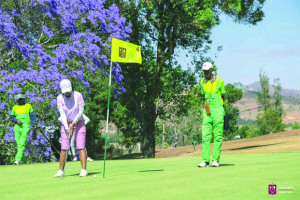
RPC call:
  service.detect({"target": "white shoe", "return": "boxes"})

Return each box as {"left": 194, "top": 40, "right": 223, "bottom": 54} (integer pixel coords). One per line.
{"left": 54, "top": 170, "right": 64, "bottom": 177}
{"left": 73, "top": 157, "right": 78, "bottom": 161}
{"left": 198, "top": 161, "right": 209, "bottom": 167}
{"left": 14, "top": 161, "right": 25, "bottom": 165}
{"left": 79, "top": 169, "right": 88, "bottom": 177}
{"left": 87, "top": 157, "right": 94, "bottom": 162}
{"left": 212, "top": 160, "right": 219, "bottom": 167}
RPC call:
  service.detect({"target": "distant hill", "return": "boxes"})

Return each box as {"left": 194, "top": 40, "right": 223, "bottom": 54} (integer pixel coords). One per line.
{"left": 244, "top": 82, "right": 300, "bottom": 97}
{"left": 241, "top": 89, "right": 300, "bottom": 105}
{"left": 233, "top": 83, "right": 300, "bottom": 123}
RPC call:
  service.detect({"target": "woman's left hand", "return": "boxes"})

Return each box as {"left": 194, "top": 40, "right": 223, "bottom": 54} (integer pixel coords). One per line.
{"left": 69, "top": 123, "right": 74, "bottom": 136}
{"left": 69, "top": 123, "right": 74, "bottom": 130}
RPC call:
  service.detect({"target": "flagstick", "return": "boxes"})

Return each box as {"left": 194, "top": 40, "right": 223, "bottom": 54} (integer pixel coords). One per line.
{"left": 103, "top": 61, "right": 112, "bottom": 178}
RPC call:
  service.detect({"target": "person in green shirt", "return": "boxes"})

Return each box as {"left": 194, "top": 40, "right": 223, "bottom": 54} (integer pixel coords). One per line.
{"left": 198, "top": 62, "right": 226, "bottom": 167}
{"left": 10, "top": 94, "right": 37, "bottom": 164}
{"left": 192, "top": 134, "right": 196, "bottom": 151}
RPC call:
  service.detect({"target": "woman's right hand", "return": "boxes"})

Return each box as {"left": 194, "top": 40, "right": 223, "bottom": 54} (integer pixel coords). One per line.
{"left": 66, "top": 127, "right": 73, "bottom": 138}
{"left": 69, "top": 123, "right": 74, "bottom": 131}
{"left": 17, "top": 120, "right": 22, "bottom": 125}
{"left": 66, "top": 128, "right": 71, "bottom": 138}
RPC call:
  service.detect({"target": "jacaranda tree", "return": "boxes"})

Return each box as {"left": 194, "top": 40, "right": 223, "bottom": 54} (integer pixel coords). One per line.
{"left": 0, "top": 0, "right": 131, "bottom": 164}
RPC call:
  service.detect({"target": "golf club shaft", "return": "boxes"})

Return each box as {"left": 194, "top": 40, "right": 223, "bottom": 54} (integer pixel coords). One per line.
{"left": 228, "top": 106, "right": 263, "bottom": 115}
{"left": 64, "top": 130, "right": 73, "bottom": 171}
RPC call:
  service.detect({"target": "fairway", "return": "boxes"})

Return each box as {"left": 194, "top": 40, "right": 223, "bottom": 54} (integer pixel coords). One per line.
{"left": 1, "top": 153, "right": 299, "bottom": 200}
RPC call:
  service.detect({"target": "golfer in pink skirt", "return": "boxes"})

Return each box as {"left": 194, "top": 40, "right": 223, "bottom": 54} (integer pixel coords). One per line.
{"left": 54, "top": 79, "right": 88, "bottom": 177}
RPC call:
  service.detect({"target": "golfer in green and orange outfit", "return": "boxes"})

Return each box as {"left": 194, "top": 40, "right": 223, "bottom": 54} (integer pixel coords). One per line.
{"left": 10, "top": 94, "right": 37, "bottom": 164}
{"left": 198, "top": 62, "right": 225, "bottom": 167}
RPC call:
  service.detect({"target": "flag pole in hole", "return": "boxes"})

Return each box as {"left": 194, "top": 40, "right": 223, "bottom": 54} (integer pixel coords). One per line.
{"left": 103, "top": 38, "right": 142, "bottom": 178}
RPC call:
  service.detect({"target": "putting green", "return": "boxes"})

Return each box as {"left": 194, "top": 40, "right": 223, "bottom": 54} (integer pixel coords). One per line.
{"left": 1, "top": 152, "right": 299, "bottom": 199}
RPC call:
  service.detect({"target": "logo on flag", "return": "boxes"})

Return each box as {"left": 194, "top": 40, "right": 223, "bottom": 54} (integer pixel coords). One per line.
{"left": 119, "top": 47, "right": 126, "bottom": 58}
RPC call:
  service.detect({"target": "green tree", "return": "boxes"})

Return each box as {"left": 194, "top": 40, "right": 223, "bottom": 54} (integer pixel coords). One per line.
{"left": 223, "top": 83, "right": 243, "bottom": 140}
{"left": 273, "top": 78, "right": 284, "bottom": 118}
{"left": 291, "top": 122, "right": 300, "bottom": 130}
{"left": 234, "top": 125, "right": 250, "bottom": 139}
{"left": 111, "top": 105, "right": 141, "bottom": 153}
{"left": 158, "top": 83, "right": 204, "bottom": 148}
{"left": 257, "top": 72, "right": 284, "bottom": 135}
{"left": 108, "top": 0, "right": 266, "bottom": 158}
{"left": 257, "top": 70, "right": 271, "bottom": 111}
{"left": 256, "top": 70, "right": 271, "bottom": 134}
{"left": 119, "top": 60, "right": 196, "bottom": 158}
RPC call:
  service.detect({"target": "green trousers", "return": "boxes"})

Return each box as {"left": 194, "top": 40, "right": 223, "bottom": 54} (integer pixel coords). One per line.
{"left": 14, "top": 125, "right": 30, "bottom": 162}
{"left": 202, "top": 106, "right": 224, "bottom": 162}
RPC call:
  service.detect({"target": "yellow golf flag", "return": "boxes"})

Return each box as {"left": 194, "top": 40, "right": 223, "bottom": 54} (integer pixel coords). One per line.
{"left": 111, "top": 38, "right": 142, "bottom": 64}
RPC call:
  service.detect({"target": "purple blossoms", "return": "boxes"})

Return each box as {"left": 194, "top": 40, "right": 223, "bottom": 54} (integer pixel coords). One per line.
{"left": 0, "top": 0, "right": 131, "bottom": 163}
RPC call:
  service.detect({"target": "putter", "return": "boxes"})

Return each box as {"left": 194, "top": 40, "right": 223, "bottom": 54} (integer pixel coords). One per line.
{"left": 69, "top": 133, "right": 76, "bottom": 160}
{"left": 64, "top": 129, "right": 72, "bottom": 172}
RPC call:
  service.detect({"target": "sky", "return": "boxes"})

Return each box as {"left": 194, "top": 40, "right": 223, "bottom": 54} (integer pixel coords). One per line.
{"left": 179, "top": 0, "right": 300, "bottom": 90}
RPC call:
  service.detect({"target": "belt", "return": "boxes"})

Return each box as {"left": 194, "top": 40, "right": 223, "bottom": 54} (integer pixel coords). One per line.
{"left": 67, "top": 119, "right": 82, "bottom": 125}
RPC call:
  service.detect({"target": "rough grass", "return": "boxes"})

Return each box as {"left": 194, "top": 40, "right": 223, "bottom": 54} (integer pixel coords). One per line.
{"left": 156, "top": 129, "right": 300, "bottom": 158}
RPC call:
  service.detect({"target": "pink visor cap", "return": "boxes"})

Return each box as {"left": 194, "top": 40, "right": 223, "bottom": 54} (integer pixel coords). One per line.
{"left": 60, "top": 79, "right": 72, "bottom": 93}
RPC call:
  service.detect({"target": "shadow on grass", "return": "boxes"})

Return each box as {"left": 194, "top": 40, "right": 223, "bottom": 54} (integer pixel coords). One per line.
{"left": 219, "top": 164, "right": 235, "bottom": 167}
{"left": 66, "top": 171, "right": 101, "bottom": 177}
{"left": 138, "top": 169, "right": 164, "bottom": 172}
{"left": 223, "top": 142, "right": 286, "bottom": 151}
{"left": 110, "top": 151, "right": 159, "bottom": 160}
{"left": 107, "top": 171, "right": 137, "bottom": 178}
{"left": 186, "top": 151, "right": 194, "bottom": 154}
{"left": 111, "top": 153, "right": 144, "bottom": 160}
{"left": 105, "top": 169, "right": 165, "bottom": 178}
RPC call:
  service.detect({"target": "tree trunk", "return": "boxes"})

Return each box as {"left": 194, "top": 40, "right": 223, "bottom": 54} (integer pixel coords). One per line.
{"left": 141, "top": 103, "right": 156, "bottom": 158}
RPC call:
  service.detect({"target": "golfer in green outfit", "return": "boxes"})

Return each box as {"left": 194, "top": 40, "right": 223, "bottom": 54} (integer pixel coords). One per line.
{"left": 198, "top": 62, "right": 225, "bottom": 167}
{"left": 193, "top": 135, "right": 196, "bottom": 151}
{"left": 9, "top": 94, "right": 37, "bottom": 164}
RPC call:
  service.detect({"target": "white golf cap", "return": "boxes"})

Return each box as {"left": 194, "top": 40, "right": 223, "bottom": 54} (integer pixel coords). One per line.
{"left": 202, "top": 62, "right": 213, "bottom": 70}
{"left": 60, "top": 79, "right": 72, "bottom": 93}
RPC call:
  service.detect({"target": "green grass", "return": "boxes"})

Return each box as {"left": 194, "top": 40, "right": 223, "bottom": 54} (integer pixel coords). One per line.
{"left": 1, "top": 153, "right": 299, "bottom": 200}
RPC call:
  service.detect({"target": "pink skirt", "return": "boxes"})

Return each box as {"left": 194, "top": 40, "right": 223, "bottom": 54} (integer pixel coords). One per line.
{"left": 61, "top": 120, "right": 86, "bottom": 150}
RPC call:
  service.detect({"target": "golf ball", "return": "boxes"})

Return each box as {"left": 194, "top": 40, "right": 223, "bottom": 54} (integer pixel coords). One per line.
{"left": 94, "top": 175, "right": 97, "bottom": 178}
